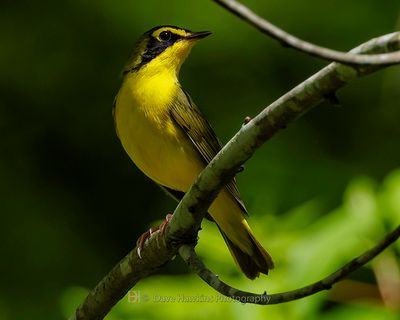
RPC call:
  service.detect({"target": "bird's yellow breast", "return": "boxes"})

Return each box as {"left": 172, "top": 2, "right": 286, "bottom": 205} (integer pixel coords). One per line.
{"left": 114, "top": 70, "right": 204, "bottom": 191}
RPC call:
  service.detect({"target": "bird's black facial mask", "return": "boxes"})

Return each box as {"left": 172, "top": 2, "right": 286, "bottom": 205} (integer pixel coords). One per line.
{"left": 130, "top": 26, "right": 192, "bottom": 71}
{"left": 140, "top": 31, "right": 181, "bottom": 66}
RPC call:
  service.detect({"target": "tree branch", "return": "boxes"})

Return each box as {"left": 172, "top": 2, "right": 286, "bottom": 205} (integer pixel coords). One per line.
{"left": 180, "top": 225, "right": 400, "bottom": 304}
{"left": 69, "top": 32, "right": 400, "bottom": 320}
{"left": 69, "top": 228, "right": 175, "bottom": 320}
{"left": 214, "top": 0, "right": 400, "bottom": 66}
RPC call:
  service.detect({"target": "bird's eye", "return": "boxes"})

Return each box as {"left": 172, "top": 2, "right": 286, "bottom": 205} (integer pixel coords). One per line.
{"left": 159, "top": 31, "right": 172, "bottom": 41}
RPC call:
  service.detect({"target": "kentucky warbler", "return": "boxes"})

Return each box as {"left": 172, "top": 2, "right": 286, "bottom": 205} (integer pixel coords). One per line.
{"left": 113, "top": 25, "right": 274, "bottom": 279}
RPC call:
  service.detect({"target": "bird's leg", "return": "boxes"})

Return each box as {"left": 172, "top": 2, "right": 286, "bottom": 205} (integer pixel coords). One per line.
{"left": 136, "top": 213, "right": 173, "bottom": 258}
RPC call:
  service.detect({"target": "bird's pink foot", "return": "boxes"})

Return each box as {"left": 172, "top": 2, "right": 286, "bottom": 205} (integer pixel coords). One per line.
{"left": 159, "top": 213, "right": 173, "bottom": 236}
{"left": 136, "top": 213, "right": 173, "bottom": 258}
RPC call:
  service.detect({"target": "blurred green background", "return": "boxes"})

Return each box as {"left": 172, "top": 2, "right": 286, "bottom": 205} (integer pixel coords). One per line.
{"left": 1, "top": 0, "right": 399, "bottom": 319}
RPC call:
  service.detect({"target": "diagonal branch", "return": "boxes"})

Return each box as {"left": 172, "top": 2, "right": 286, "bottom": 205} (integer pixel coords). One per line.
{"left": 168, "top": 32, "right": 400, "bottom": 234}
{"left": 214, "top": 0, "right": 400, "bottom": 66}
{"left": 69, "top": 32, "right": 400, "bottom": 320}
{"left": 180, "top": 225, "right": 400, "bottom": 304}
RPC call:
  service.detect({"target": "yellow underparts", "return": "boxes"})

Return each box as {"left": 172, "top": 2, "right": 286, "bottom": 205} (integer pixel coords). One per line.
{"left": 115, "top": 63, "right": 253, "bottom": 255}
{"left": 116, "top": 67, "right": 202, "bottom": 190}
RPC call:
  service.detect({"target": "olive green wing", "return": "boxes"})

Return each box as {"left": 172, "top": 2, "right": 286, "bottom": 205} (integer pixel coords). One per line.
{"left": 170, "top": 88, "right": 247, "bottom": 214}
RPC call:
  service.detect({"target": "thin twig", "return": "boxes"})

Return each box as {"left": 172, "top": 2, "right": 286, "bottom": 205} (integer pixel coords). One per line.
{"left": 214, "top": 0, "right": 400, "bottom": 66}
{"left": 180, "top": 225, "right": 400, "bottom": 304}
{"left": 69, "top": 32, "right": 400, "bottom": 320}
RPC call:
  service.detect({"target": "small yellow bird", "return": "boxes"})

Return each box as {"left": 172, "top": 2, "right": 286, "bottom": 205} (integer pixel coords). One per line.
{"left": 113, "top": 25, "right": 273, "bottom": 279}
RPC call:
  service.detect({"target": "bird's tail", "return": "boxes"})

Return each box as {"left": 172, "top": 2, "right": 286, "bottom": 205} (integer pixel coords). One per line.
{"left": 218, "top": 222, "right": 274, "bottom": 279}
{"left": 210, "top": 190, "right": 274, "bottom": 279}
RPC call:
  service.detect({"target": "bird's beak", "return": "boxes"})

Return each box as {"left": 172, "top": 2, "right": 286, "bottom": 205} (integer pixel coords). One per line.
{"left": 184, "top": 31, "right": 212, "bottom": 40}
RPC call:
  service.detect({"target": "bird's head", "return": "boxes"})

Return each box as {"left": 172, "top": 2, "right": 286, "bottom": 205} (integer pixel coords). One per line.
{"left": 124, "top": 26, "right": 211, "bottom": 76}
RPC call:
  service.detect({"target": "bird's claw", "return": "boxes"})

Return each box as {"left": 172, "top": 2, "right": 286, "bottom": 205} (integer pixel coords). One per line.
{"left": 159, "top": 213, "right": 173, "bottom": 236}
{"left": 136, "top": 213, "right": 173, "bottom": 258}
{"left": 136, "top": 228, "right": 154, "bottom": 258}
